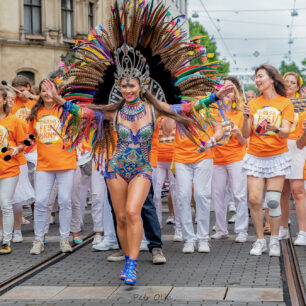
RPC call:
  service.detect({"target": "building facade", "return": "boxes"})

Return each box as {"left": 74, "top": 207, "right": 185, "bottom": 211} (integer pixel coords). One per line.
{"left": 0, "top": 0, "right": 188, "bottom": 85}
{"left": 0, "top": 0, "right": 112, "bottom": 85}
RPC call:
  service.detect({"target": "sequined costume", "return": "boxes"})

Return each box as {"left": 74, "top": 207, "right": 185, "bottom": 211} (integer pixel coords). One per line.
{"left": 106, "top": 105, "right": 156, "bottom": 183}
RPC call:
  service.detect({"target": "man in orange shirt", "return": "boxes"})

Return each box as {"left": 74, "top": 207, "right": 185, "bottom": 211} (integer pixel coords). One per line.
{"left": 174, "top": 106, "right": 223, "bottom": 254}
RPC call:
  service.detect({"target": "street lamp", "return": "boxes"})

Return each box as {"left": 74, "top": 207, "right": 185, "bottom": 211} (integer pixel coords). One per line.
{"left": 192, "top": 12, "right": 199, "bottom": 18}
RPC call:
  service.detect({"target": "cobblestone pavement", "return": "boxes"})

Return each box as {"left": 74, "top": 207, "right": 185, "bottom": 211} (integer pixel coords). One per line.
{"left": 0, "top": 201, "right": 300, "bottom": 305}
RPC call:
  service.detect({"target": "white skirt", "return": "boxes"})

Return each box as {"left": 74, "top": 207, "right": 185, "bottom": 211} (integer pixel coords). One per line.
{"left": 12, "top": 164, "right": 35, "bottom": 205}
{"left": 286, "top": 139, "right": 306, "bottom": 180}
{"left": 243, "top": 151, "right": 291, "bottom": 178}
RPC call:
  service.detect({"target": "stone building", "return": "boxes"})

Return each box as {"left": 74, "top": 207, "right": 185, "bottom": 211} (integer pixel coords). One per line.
{"left": 0, "top": 0, "right": 112, "bottom": 85}
{"left": 0, "top": 0, "right": 188, "bottom": 85}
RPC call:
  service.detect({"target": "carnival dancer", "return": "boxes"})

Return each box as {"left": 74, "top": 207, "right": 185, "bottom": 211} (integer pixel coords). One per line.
{"left": 211, "top": 76, "right": 248, "bottom": 242}
{"left": 42, "top": 0, "right": 232, "bottom": 285}
{"left": 0, "top": 87, "right": 27, "bottom": 254}
{"left": 242, "top": 65, "right": 294, "bottom": 257}
{"left": 279, "top": 73, "right": 306, "bottom": 245}
{"left": 27, "top": 80, "right": 77, "bottom": 255}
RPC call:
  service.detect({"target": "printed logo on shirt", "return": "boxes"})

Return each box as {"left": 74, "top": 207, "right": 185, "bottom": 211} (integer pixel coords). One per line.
{"left": 290, "top": 113, "right": 299, "bottom": 133}
{"left": 35, "top": 115, "right": 61, "bottom": 144}
{"left": 0, "top": 125, "right": 9, "bottom": 149}
{"left": 15, "top": 107, "right": 31, "bottom": 121}
{"left": 253, "top": 106, "right": 281, "bottom": 136}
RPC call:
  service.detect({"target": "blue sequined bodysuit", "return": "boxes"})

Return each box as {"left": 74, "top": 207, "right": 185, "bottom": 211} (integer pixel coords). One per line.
{"left": 105, "top": 104, "right": 156, "bottom": 183}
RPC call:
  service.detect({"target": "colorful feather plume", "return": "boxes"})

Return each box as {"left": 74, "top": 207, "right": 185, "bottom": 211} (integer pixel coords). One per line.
{"left": 59, "top": 0, "right": 221, "bottom": 107}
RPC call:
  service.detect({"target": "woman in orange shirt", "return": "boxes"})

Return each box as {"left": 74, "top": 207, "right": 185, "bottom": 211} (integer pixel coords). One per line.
{"left": 153, "top": 117, "right": 179, "bottom": 230}
{"left": 0, "top": 87, "right": 27, "bottom": 254}
{"left": 27, "top": 80, "right": 77, "bottom": 255}
{"left": 279, "top": 73, "right": 306, "bottom": 245}
{"left": 242, "top": 65, "right": 294, "bottom": 257}
{"left": 211, "top": 77, "right": 248, "bottom": 243}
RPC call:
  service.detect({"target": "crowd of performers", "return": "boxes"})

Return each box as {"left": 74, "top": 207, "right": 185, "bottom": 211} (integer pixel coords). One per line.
{"left": 1, "top": 0, "right": 306, "bottom": 287}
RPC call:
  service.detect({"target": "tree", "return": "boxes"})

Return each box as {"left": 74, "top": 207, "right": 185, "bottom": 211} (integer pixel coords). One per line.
{"left": 279, "top": 60, "right": 306, "bottom": 84}
{"left": 188, "top": 19, "right": 230, "bottom": 76}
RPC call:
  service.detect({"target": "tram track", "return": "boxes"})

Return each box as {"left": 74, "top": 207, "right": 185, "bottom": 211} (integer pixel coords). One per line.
{"left": 280, "top": 227, "right": 306, "bottom": 306}
{"left": 0, "top": 233, "right": 95, "bottom": 296}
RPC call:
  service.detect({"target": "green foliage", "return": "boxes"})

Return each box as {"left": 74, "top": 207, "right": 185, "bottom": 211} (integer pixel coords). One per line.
{"left": 188, "top": 19, "right": 230, "bottom": 75}
{"left": 279, "top": 60, "right": 306, "bottom": 84}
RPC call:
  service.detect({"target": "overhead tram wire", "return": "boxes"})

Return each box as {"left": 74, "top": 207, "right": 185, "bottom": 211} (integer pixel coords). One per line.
{"left": 194, "top": 8, "right": 306, "bottom": 13}
{"left": 199, "top": 0, "right": 237, "bottom": 67}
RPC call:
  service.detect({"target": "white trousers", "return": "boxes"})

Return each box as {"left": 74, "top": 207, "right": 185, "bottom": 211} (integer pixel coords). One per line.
{"left": 0, "top": 175, "right": 19, "bottom": 244}
{"left": 34, "top": 170, "right": 75, "bottom": 241}
{"left": 175, "top": 159, "right": 213, "bottom": 243}
{"left": 79, "top": 162, "right": 106, "bottom": 232}
{"left": 153, "top": 162, "right": 181, "bottom": 230}
{"left": 212, "top": 160, "right": 248, "bottom": 236}
{"left": 70, "top": 167, "right": 82, "bottom": 233}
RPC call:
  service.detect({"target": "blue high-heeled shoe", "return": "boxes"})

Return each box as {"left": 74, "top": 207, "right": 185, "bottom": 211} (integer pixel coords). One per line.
{"left": 124, "top": 258, "right": 138, "bottom": 286}
{"left": 120, "top": 256, "right": 129, "bottom": 280}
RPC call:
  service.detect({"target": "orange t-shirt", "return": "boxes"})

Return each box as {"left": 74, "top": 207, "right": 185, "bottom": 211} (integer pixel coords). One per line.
{"left": 248, "top": 95, "right": 294, "bottom": 157}
{"left": 213, "top": 110, "right": 247, "bottom": 165}
{"left": 303, "top": 161, "right": 306, "bottom": 180}
{"left": 150, "top": 125, "right": 159, "bottom": 168}
{"left": 15, "top": 119, "right": 28, "bottom": 166}
{"left": 174, "top": 104, "right": 221, "bottom": 164}
{"left": 11, "top": 96, "right": 37, "bottom": 153}
{"left": 0, "top": 114, "right": 27, "bottom": 178}
{"left": 289, "top": 111, "right": 306, "bottom": 140}
{"left": 157, "top": 118, "right": 175, "bottom": 163}
{"left": 28, "top": 105, "right": 77, "bottom": 171}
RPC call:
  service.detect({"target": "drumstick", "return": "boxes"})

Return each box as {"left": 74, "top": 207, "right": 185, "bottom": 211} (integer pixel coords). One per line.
{"left": 49, "top": 125, "right": 63, "bottom": 140}
{"left": 1, "top": 80, "right": 22, "bottom": 94}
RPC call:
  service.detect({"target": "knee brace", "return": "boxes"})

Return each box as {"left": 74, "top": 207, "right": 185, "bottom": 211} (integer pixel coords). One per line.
{"left": 266, "top": 190, "right": 281, "bottom": 217}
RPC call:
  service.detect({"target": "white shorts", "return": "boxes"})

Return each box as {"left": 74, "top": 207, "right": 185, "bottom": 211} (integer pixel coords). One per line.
{"left": 286, "top": 139, "right": 306, "bottom": 180}
{"left": 243, "top": 151, "right": 291, "bottom": 178}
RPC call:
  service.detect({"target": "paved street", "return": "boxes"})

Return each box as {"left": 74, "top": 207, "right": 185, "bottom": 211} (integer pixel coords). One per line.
{"left": 0, "top": 201, "right": 304, "bottom": 305}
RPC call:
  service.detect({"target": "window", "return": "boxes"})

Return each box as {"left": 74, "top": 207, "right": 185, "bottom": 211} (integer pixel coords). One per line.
{"left": 24, "top": 0, "right": 41, "bottom": 35}
{"left": 88, "top": 2, "right": 94, "bottom": 29}
{"left": 17, "top": 71, "right": 35, "bottom": 85}
{"left": 62, "top": 0, "right": 73, "bottom": 38}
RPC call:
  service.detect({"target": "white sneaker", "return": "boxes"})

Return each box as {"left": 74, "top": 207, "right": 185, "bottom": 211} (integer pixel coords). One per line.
{"left": 250, "top": 239, "right": 267, "bottom": 256}
{"left": 166, "top": 214, "right": 175, "bottom": 224}
{"left": 183, "top": 242, "right": 195, "bottom": 254}
{"left": 269, "top": 239, "right": 280, "bottom": 257}
{"left": 229, "top": 204, "right": 236, "bottom": 212}
{"left": 235, "top": 233, "right": 247, "bottom": 243}
{"left": 92, "top": 234, "right": 103, "bottom": 245}
{"left": 60, "top": 238, "right": 72, "bottom": 253}
{"left": 228, "top": 214, "right": 236, "bottom": 224}
{"left": 140, "top": 240, "right": 149, "bottom": 251}
{"left": 92, "top": 239, "right": 119, "bottom": 251}
{"left": 294, "top": 231, "right": 306, "bottom": 246}
{"left": 198, "top": 241, "right": 210, "bottom": 253}
{"left": 278, "top": 227, "right": 290, "bottom": 240}
{"left": 49, "top": 215, "right": 55, "bottom": 225}
{"left": 30, "top": 239, "right": 44, "bottom": 255}
{"left": 12, "top": 233, "right": 23, "bottom": 243}
{"left": 173, "top": 229, "right": 183, "bottom": 242}
{"left": 211, "top": 232, "right": 229, "bottom": 240}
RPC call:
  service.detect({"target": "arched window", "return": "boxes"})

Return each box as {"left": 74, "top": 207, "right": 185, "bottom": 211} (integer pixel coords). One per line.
{"left": 18, "top": 71, "right": 35, "bottom": 85}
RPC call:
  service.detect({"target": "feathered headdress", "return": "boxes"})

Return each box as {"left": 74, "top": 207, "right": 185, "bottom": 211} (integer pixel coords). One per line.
{"left": 58, "top": 0, "right": 221, "bottom": 107}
